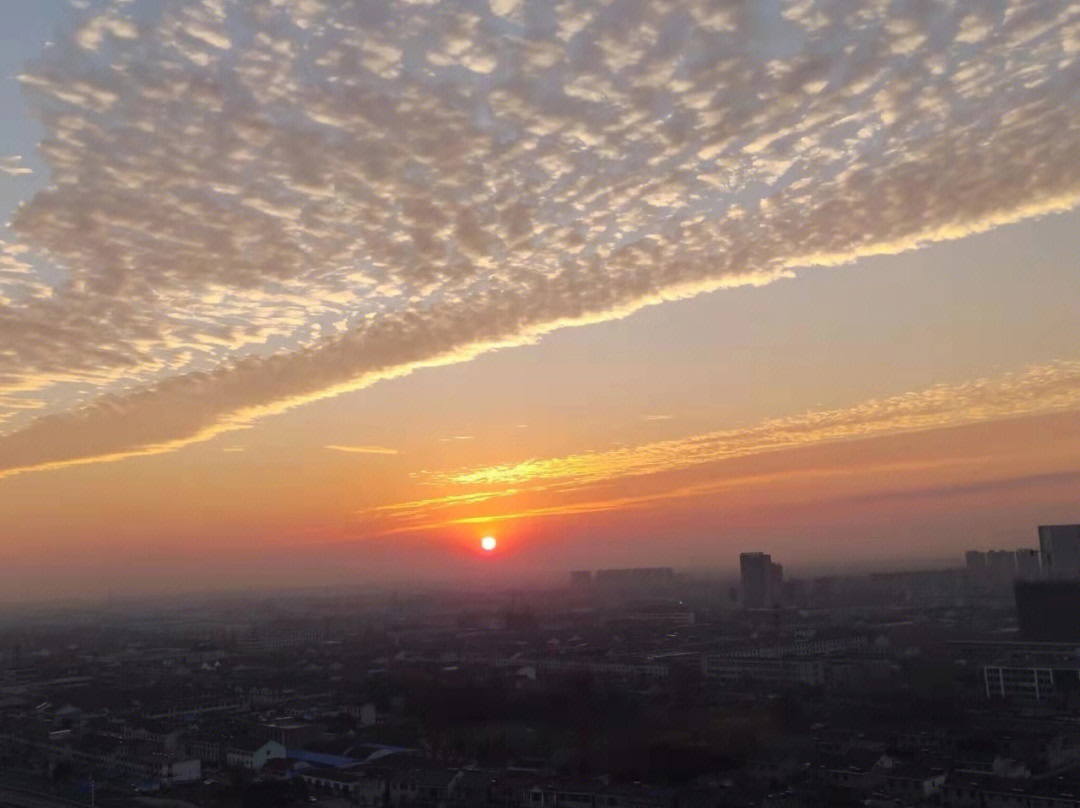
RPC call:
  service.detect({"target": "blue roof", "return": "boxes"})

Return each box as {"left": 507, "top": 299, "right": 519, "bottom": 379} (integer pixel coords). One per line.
{"left": 288, "top": 743, "right": 415, "bottom": 768}
{"left": 353, "top": 742, "right": 414, "bottom": 757}
{"left": 288, "top": 749, "right": 359, "bottom": 769}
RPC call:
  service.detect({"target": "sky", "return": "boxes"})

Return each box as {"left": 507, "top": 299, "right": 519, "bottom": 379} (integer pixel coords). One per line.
{"left": 2, "top": 0, "right": 1080, "bottom": 601}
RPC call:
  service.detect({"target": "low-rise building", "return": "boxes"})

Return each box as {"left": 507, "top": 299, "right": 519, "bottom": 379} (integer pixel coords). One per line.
{"left": 983, "top": 659, "right": 1080, "bottom": 701}
{"left": 226, "top": 740, "right": 286, "bottom": 769}
{"left": 301, "top": 768, "right": 386, "bottom": 805}
{"left": 390, "top": 768, "right": 463, "bottom": 808}
{"left": 706, "top": 656, "right": 825, "bottom": 687}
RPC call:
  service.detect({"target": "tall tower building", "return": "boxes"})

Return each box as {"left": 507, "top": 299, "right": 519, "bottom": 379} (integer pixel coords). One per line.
{"left": 1015, "top": 580, "right": 1080, "bottom": 641}
{"left": 1038, "top": 525, "right": 1080, "bottom": 579}
{"left": 1014, "top": 549, "right": 1041, "bottom": 580}
{"left": 740, "top": 552, "right": 772, "bottom": 609}
{"left": 987, "top": 550, "right": 1017, "bottom": 577}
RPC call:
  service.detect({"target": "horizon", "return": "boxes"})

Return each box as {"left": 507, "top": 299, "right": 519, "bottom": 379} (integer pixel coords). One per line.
{"left": 0, "top": 545, "right": 1022, "bottom": 611}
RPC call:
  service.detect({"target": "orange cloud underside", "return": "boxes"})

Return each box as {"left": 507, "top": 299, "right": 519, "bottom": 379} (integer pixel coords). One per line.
{"left": 348, "top": 410, "right": 1080, "bottom": 558}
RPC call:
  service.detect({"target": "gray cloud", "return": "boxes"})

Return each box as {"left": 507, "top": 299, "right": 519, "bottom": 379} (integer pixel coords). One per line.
{"left": 2, "top": 0, "right": 1080, "bottom": 474}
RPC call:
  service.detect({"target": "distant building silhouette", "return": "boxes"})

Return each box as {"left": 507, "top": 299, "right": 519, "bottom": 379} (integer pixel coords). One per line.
{"left": 769, "top": 562, "right": 784, "bottom": 603}
{"left": 740, "top": 552, "right": 782, "bottom": 609}
{"left": 594, "top": 567, "right": 675, "bottom": 605}
{"left": 987, "top": 550, "right": 1017, "bottom": 577}
{"left": 964, "top": 547, "right": 1040, "bottom": 581}
{"left": 503, "top": 592, "right": 538, "bottom": 632}
{"left": 570, "top": 570, "right": 593, "bottom": 589}
{"left": 965, "top": 550, "right": 987, "bottom": 570}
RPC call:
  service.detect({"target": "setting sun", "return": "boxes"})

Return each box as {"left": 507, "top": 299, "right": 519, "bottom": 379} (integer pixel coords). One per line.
{"left": 480, "top": 536, "right": 497, "bottom": 552}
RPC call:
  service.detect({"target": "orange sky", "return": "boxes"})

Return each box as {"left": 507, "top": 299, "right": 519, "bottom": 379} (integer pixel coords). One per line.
{"left": 3, "top": 1, "right": 1080, "bottom": 601}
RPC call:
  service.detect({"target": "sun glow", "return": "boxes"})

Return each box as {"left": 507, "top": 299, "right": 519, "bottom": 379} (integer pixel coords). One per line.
{"left": 480, "top": 535, "right": 497, "bottom": 552}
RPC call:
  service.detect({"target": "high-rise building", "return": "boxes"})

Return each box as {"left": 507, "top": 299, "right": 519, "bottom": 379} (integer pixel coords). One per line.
{"left": 570, "top": 570, "right": 593, "bottom": 588}
{"left": 987, "top": 550, "right": 1017, "bottom": 577}
{"left": 768, "top": 561, "right": 784, "bottom": 606}
{"left": 594, "top": 567, "right": 675, "bottom": 605}
{"left": 1038, "top": 525, "right": 1080, "bottom": 579}
{"left": 965, "top": 550, "right": 987, "bottom": 570}
{"left": 1015, "top": 580, "right": 1080, "bottom": 641}
{"left": 740, "top": 552, "right": 774, "bottom": 609}
{"left": 1014, "top": 549, "right": 1041, "bottom": 580}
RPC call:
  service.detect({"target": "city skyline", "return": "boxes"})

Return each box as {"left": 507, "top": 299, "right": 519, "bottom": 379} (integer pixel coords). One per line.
{"left": 2, "top": 0, "right": 1080, "bottom": 599}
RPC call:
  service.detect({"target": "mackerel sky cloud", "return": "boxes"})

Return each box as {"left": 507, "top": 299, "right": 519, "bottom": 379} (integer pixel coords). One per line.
{"left": 2, "top": 0, "right": 1080, "bottom": 478}
{"left": 428, "top": 363, "right": 1080, "bottom": 488}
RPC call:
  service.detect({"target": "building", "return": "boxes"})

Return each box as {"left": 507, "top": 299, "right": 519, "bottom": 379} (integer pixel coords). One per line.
{"left": 603, "top": 603, "right": 696, "bottom": 628}
{"left": 226, "top": 740, "right": 286, "bottom": 770}
{"left": 965, "top": 550, "right": 987, "bottom": 570}
{"left": 389, "top": 768, "right": 462, "bottom": 808}
{"left": 302, "top": 769, "right": 386, "bottom": 806}
{"left": 1039, "top": 524, "right": 1080, "bottom": 579}
{"left": 987, "top": 550, "right": 1016, "bottom": 577}
{"left": 769, "top": 562, "right": 784, "bottom": 603}
{"left": 721, "top": 635, "right": 871, "bottom": 659}
{"left": 983, "top": 657, "right": 1080, "bottom": 700}
{"left": 879, "top": 762, "right": 947, "bottom": 803}
{"left": 1014, "top": 580, "right": 1080, "bottom": 642}
{"left": 6, "top": 734, "right": 202, "bottom": 790}
{"left": 740, "top": 552, "right": 782, "bottom": 609}
{"left": 520, "top": 782, "right": 673, "bottom": 808}
{"left": 740, "top": 553, "right": 770, "bottom": 609}
{"left": 706, "top": 655, "right": 825, "bottom": 688}
{"left": 262, "top": 720, "right": 323, "bottom": 748}
{"left": 1014, "top": 548, "right": 1041, "bottom": 580}
{"left": 569, "top": 571, "right": 592, "bottom": 588}
{"left": 594, "top": 568, "right": 675, "bottom": 605}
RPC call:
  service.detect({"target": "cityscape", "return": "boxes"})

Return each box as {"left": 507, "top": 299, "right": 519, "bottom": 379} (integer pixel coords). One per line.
{"left": 1, "top": 524, "right": 1080, "bottom": 807}
{"left": 3, "top": 0, "right": 1080, "bottom": 806}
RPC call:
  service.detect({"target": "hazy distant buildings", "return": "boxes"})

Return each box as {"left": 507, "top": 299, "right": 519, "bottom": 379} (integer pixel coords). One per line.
{"left": 707, "top": 655, "right": 826, "bottom": 688}
{"left": 595, "top": 567, "right": 674, "bottom": 588}
{"left": 1038, "top": 524, "right": 1080, "bottom": 579}
{"left": 570, "top": 570, "right": 593, "bottom": 588}
{"left": 594, "top": 567, "right": 675, "bottom": 605}
{"left": 987, "top": 550, "right": 1017, "bottom": 577}
{"left": 740, "top": 553, "right": 769, "bottom": 609}
{"left": 964, "top": 546, "right": 1041, "bottom": 580}
{"left": 965, "top": 550, "right": 987, "bottom": 570}
{"left": 740, "top": 552, "right": 783, "bottom": 609}
{"left": 769, "top": 561, "right": 784, "bottom": 600}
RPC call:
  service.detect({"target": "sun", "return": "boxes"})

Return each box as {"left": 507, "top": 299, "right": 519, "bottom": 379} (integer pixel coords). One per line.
{"left": 480, "top": 536, "right": 497, "bottom": 552}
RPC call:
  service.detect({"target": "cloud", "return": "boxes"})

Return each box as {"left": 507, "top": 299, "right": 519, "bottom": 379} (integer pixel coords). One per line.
{"left": 361, "top": 488, "right": 525, "bottom": 519}
{"left": 2, "top": 0, "right": 1080, "bottom": 475}
{"left": 0, "top": 156, "right": 33, "bottom": 177}
{"left": 325, "top": 444, "right": 398, "bottom": 455}
{"left": 73, "top": 13, "right": 138, "bottom": 50}
{"left": 425, "top": 362, "right": 1080, "bottom": 488}
{"left": 363, "top": 454, "right": 1000, "bottom": 536}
